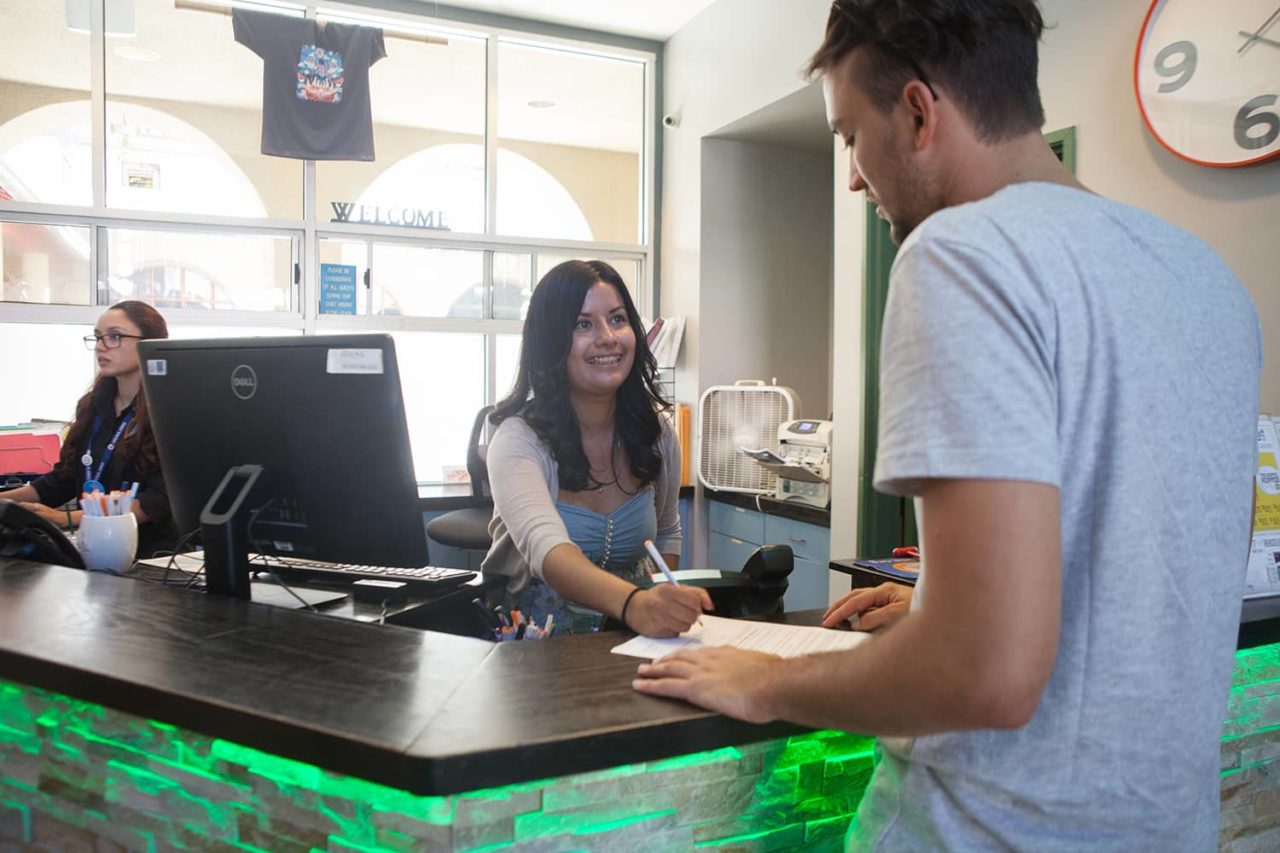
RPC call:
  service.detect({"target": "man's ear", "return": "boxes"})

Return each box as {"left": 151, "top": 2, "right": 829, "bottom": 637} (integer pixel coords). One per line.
{"left": 902, "top": 80, "right": 938, "bottom": 151}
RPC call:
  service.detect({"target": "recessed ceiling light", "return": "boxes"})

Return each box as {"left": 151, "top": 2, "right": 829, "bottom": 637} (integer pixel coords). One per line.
{"left": 527, "top": 100, "right": 556, "bottom": 109}
{"left": 113, "top": 45, "right": 159, "bottom": 63}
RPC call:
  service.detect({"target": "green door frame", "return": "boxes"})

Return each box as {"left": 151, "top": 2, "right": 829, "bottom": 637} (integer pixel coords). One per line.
{"left": 854, "top": 127, "right": 1077, "bottom": 557}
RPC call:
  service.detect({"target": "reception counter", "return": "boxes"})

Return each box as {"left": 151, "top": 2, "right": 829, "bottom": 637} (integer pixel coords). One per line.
{"left": 0, "top": 559, "right": 869, "bottom": 850}
{"left": 3, "top": 558, "right": 1280, "bottom": 850}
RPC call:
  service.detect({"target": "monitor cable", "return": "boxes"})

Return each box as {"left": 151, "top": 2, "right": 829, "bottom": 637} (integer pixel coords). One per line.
{"left": 246, "top": 499, "right": 316, "bottom": 612}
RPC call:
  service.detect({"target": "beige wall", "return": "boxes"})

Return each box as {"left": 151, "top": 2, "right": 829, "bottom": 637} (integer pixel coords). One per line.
{"left": 1036, "top": 0, "right": 1280, "bottom": 413}
{"left": 0, "top": 81, "right": 639, "bottom": 244}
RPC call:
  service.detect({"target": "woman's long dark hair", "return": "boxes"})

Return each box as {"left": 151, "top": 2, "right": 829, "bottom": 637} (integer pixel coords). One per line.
{"left": 58, "top": 301, "right": 169, "bottom": 477}
{"left": 491, "top": 260, "right": 670, "bottom": 492}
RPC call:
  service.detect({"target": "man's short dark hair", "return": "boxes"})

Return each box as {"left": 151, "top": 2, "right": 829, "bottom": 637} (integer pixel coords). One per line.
{"left": 807, "top": 0, "right": 1047, "bottom": 142}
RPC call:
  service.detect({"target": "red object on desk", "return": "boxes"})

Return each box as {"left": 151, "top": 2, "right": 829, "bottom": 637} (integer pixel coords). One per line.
{"left": 0, "top": 432, "right": 61, "bottom": 476}
{"left": 891, "top": 546, "right": 920, "bottom": 559}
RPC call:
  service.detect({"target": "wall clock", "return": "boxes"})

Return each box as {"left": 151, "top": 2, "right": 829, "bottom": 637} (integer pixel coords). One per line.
{"left": 1135, "top": 0, "right": 1280, "bottom": 167}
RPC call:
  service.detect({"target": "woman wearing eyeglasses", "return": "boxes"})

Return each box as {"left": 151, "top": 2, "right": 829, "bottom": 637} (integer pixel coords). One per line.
{"left": 1, "top": 301, "right": 176, "bottom": 557}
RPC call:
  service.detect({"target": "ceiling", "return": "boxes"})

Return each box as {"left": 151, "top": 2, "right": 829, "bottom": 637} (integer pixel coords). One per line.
{"left": 409, "top": 0, "right": 717, "bottom": 41}
{"left": 715, "top": 82, "right": 832, "bottom": 154}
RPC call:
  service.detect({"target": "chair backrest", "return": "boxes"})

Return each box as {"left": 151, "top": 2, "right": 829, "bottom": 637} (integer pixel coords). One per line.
{"left": 466, "top": 405, "right": 495, "bottom": 501}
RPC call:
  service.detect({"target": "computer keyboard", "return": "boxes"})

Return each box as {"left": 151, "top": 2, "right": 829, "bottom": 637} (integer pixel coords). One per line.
{"left": 250, "top": 555, "right": 476, "bottom": 596}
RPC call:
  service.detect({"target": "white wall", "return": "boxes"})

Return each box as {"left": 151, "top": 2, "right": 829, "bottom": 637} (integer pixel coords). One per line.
{"left": 661, "top": 0, "right": 835, "bottom": 407}
{"left": 662, "top": 0, "right": 835, "bottom": 568}
{"left": 830, "top": 150, "right": 865, "bottom": 598}
{"left": 700, "top": 138, "right": 832, "bottom": 417}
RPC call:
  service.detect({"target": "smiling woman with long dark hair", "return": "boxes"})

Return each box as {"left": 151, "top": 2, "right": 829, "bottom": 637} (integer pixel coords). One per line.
{"left": 482, "top": 260, "right": 711, "bottom": 637}
{"left": 1, "top": 301, "right": 177, "bottom": 557}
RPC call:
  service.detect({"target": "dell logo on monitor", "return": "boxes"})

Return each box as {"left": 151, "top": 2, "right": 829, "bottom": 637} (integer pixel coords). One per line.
{"left": 231, "top": 365, "right": 258, "bottom": 400}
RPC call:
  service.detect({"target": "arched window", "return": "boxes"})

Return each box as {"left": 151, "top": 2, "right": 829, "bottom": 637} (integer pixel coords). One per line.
{"left": 356, "top": 143, "right": 592, "bottom": 240}
{"left": 0, "top": 101, "right": 265, "bottom": 216}
{"left": 347, "top": 144, "right": 590, "bottom": 320}
{"left": 0, "top": 101, "right": 273, "bottom": 311}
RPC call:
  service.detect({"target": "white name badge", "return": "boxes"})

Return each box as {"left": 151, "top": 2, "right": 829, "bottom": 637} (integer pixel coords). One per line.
{"left": 326, "top": 348, "right": 384, "bottom": 375}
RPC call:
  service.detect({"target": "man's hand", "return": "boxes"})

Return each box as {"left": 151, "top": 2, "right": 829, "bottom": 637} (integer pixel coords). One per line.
{"left": 626, "top": 584, "right": 713, "bottom": 637}
{"left": 823, "top": 582, "right": 913, "bottom": 631}
{"left": 633, "top": 646, "right": 782, "bottom": 722}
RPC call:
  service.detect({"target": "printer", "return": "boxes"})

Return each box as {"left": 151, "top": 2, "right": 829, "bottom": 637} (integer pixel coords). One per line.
{"left": 742, "top": 419, "right": 833, "bottom": 508}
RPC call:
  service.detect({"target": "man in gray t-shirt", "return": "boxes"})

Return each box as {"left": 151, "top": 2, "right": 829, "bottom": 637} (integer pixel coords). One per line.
{"left": 634, "top": 1, "right": 1262, "bottom": 849}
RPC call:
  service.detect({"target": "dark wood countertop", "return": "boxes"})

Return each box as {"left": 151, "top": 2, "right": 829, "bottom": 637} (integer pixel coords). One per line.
{"left": 829, "top": 556, "right": 1280, "bottom": 652}
{"left": 0, "top": 559, "right": 802, "bottom": 795}
{"left": 706, "top": 488, "right": 830, "bottom": 528}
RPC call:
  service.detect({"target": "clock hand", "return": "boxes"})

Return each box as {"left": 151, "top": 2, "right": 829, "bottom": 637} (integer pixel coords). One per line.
{"left": 1239, "top": 30, "right": 1280, "bottom": 49}
{"left": 1238, "top": 5, "right": 1280, "bottom": 53}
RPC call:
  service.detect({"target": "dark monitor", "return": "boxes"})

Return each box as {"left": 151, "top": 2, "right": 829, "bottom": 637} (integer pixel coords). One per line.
{"left": 138, "top": 334, "right": 427, "bottom": 596}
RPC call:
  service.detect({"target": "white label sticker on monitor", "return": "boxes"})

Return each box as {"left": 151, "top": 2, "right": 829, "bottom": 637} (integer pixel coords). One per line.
{"left": 147, "top": 359, "right": 167, "bottom": 376}
{"left": 326, "top": 349, "right": 384, "bottom": 374}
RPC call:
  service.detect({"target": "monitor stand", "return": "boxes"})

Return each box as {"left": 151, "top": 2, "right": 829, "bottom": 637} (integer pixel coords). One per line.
{"left": 248, "top": 581, "right": 347, "bottom": 610}
{"left": 200, "top": 464, "right": 265, "bottom": 600}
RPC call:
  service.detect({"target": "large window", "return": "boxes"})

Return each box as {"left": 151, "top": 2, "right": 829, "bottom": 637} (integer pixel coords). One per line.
{"left": 0, "top": 0, "right": 656, "bottom": 484}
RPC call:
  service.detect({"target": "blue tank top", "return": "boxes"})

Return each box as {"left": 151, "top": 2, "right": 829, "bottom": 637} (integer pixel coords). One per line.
{"left": 556, "top": 485, "right": 656, "bottom": 572}
{"left": 508, "top": 485, "right": 657, "bottom": 635}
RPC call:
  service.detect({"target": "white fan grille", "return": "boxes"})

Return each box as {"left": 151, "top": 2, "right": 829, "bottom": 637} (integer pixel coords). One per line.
{"left": 698, "top": 385, "right": 798, "bottom": 493}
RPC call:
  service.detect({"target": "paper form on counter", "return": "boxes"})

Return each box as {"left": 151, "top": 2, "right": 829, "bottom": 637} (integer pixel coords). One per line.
{"left": 611, "top": 614, "right": 871, "bottom": 660}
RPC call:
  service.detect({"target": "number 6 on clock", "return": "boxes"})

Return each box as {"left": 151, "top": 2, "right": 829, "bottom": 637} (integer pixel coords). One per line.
{"left": 1136, "top": 0, "right": 1280, "bottom": 167}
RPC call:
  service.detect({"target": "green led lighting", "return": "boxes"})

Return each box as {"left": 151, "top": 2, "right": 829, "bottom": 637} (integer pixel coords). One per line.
{"left": 575, "top": 808, "right": 677, "bottom": 835}
{"left": 10, "top": 642, "right": 1280, "bottom": 852}
{"left": 646, "top": 746, "right": 742, "bottom": 771}
{"left": 694, "top": 825, "right": 799, "bottom": 847}
{"left": 323, "top": 835, "right": 388, "bottom": 853}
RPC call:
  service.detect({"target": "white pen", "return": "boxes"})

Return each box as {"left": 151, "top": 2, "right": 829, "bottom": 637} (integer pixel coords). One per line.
{"left": 644, "top": 539, "right": 704, "bottom": 628}
{"left": 643, "top": 539, "right": 678, "bottom": 584}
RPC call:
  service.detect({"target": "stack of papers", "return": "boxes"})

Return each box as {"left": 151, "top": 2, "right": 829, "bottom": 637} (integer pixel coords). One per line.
{"left": 611, "top": 614, "right": 869, "bottom": 660}
{"left": 1248, "top": 415, "right": 1280, "bottom": 598}
{"left": 648, "top": 316, "right": 686, "bottom": 369}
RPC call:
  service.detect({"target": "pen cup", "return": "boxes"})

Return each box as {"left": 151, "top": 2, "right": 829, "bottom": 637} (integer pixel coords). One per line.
{"left": 76, "top": 513, "right": 138, "bottom": 573}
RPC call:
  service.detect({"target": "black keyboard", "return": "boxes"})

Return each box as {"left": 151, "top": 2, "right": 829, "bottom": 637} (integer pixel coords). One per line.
{"left": 250, "top": 555, "right": 476, "bottom": 596}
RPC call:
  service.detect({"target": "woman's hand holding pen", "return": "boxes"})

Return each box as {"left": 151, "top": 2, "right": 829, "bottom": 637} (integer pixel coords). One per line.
{"left": 822, "top": 582, "right": 913, "bottom": 631}
{"left": 625, "top": 584, "right": 713, "bottom": 638}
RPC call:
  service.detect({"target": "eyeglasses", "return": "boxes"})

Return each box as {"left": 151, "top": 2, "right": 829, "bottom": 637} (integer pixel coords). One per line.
{"left": 879, "top": 42, "right": 940, "bottom": 102}
{"left": 84, "top": 333, "right": 145, "bottom": 350}
{"left": 830, "top": 1, "right": 940, "bottom": 101}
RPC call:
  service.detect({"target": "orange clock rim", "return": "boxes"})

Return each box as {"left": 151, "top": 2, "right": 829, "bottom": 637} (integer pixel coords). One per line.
{"left": 1133, "top": 0, "right": 1280, "bottom": 169}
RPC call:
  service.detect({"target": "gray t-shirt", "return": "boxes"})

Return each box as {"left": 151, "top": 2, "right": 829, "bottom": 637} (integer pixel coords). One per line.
{"left": 852, "top": 183, "right": 1262, "bottom": 850}
{"left": 233, "top": 9, "right": 385, "bottom": 161}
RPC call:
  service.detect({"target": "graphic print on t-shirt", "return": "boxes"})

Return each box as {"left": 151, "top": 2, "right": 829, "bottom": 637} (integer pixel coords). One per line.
{"left": 296, "top": 45, "right": 344, "bottom": 103}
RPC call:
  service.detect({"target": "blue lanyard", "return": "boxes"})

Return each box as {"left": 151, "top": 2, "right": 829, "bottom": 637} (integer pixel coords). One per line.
{"left": 82, "top": 411, "right": 135, "bottom": 488}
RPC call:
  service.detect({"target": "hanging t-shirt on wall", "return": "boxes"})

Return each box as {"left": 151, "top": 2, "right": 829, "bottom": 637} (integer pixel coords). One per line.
{"left": 233, "top": 9, "right": 386, "bottom": 161}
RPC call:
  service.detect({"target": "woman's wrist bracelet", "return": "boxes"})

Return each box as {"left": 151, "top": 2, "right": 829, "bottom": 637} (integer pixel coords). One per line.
{"left": 619, "top": 587, "right": 642, "bottom": 627}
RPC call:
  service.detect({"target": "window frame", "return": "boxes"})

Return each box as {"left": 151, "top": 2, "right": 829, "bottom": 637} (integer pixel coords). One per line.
{"left": 0, "top": 0, "right": 661, "bottom": 484}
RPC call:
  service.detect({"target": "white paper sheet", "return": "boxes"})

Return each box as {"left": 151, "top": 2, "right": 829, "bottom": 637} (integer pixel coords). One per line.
{"left": 611, "top": 614, "right": 870, "bottom": 660}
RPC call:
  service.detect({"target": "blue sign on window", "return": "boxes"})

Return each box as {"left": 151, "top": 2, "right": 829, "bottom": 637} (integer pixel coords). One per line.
{"left": 320, "top": 263, "right": 358, "bottom": 315}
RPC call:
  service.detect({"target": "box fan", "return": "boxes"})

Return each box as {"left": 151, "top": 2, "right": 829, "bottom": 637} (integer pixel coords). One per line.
{"left": 697, "top": 380, "right": 801, "bottom": 494}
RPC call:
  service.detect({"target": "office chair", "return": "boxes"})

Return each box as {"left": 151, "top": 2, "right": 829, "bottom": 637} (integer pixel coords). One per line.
{"left": 426, "top": 406, "right": 495, "bottom": 555}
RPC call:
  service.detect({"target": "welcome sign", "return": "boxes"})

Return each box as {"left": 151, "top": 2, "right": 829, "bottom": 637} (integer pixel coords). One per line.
{"left": 330, "top": 202, "right": 450, "bottom": 230}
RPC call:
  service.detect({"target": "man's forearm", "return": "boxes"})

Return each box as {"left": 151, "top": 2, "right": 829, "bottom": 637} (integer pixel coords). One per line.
{"left": 756, "top": 613, "right": 1043, "bottom": 737}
